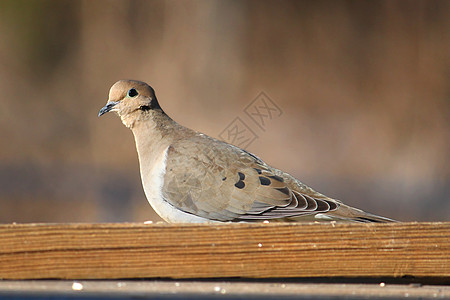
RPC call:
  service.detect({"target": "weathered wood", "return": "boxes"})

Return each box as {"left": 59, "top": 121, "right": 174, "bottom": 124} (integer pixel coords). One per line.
{"left": 0, "top": 222, "right": 448, "bottom": 280}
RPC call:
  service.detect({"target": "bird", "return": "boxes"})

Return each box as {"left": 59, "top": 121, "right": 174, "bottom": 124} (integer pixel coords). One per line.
{"left": 99, "top": 79, "right": 396, "bottom": 223}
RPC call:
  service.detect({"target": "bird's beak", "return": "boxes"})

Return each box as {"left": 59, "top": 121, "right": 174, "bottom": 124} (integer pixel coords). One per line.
{"left": 98, "top": 101, "right": 119, "bottom": 117}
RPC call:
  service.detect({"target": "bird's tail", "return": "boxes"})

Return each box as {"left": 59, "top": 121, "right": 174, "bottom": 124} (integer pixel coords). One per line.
{"left": 320, "top": 204, "right": 398, "bottom": 223}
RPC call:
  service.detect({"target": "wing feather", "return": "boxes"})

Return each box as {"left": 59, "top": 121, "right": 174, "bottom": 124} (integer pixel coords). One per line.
{"left": 163, "top": 135, "right": 339, "bottom": 221}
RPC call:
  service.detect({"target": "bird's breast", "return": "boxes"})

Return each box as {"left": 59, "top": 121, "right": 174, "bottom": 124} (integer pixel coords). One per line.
{"left": 139, "top": 146, "right": 213, "bottom": 223}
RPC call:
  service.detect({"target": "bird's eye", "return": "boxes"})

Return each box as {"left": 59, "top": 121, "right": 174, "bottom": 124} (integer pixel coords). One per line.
{"left": 127, "top": 88, "right": 138, "bottom": 97}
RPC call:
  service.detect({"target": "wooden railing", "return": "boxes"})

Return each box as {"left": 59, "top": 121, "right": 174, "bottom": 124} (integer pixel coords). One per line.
{"left": 0, "top": 222, "right": 449, "bottom": 280}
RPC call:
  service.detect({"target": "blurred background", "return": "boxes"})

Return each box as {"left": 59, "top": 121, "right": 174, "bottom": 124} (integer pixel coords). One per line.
{"left": 0, "top": 0, "right": 448, "bottom": 223}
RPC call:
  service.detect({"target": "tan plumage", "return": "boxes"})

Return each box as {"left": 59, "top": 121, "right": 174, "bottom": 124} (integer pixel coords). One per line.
{"left": 99, "top": 79, "right": 396, "bottom": 223}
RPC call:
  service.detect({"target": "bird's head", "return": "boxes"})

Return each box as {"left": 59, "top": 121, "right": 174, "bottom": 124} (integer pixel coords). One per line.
{"left": 98, "top": 80, "right": 162, "bottom": 128}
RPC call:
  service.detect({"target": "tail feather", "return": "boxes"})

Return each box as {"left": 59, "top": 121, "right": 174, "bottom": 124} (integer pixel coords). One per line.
{"left": 352, "top": 213, "right": 397, "bottom": 223}
{"left": 323, "top": 204, "right": 398, "bottom": 223}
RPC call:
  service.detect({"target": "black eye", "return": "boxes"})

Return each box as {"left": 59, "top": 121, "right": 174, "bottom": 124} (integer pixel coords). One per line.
{"left": 127, "top": 88, "right": 138, "bottom": 97}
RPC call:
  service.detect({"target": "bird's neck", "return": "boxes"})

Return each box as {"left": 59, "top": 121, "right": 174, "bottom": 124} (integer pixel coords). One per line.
{"left": 130, "top": 110, "right": 195, "bottom": 164}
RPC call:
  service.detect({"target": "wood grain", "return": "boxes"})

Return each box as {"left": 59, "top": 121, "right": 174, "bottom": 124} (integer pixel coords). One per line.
{"left": 0, "top": 222, "right": 448, "bottom": 279}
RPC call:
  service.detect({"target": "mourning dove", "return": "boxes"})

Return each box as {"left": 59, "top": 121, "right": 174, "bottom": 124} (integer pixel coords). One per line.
{"left": 99, "top": 80, "right": 396, "bottom": 223}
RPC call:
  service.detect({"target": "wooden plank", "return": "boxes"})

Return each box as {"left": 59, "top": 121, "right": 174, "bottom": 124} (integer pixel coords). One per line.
{"left": 0, "top": 222, "right": 448, "bottom": 280}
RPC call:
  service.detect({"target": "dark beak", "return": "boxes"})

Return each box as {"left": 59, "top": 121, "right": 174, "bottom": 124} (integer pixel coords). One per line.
{"left": 98, "top": 101, "right": 118, "bottom": 117}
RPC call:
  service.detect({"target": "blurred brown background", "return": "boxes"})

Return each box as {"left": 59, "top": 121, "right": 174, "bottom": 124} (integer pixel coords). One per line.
{"left": 0, "top": 0, "right": 448, "bottom": 223}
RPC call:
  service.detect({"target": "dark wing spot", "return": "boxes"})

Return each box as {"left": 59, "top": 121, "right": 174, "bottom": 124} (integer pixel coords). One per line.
{"left": 268, "top": 175, "right": 284, "bottom": 182}
{"left": 235, "top": 181, "right": 245, "bottom": 189}
{"left": 259, "top": 176, "right": 271, "bottom": 186}
{"left": 222, "top": 177, "right": 227, "bottom": 181}
{"left": 275, "top": 187, "right": 290, "bottom": 196}
{"left": 238, "top": 172, "right": 245, "bottom": 180}
{"left": 254, "top": 168, "right": 262, "bottom": 174}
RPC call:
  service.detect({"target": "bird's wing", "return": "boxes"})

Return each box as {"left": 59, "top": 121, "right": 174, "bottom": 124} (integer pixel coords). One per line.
{"left": 162, "top": 134, "right": 339, "bottom": 221}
